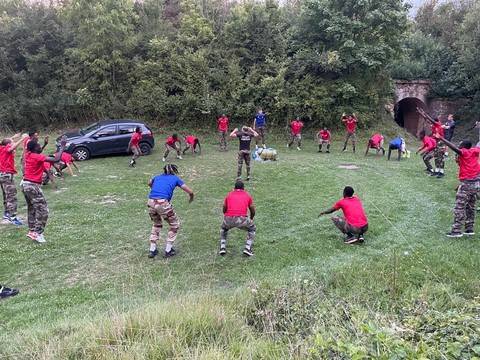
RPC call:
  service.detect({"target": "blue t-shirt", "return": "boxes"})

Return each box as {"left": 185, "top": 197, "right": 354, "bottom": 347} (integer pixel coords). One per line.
{"left": 149, "top": 174, "right": 184, "bottom": 201}
{"left": 255, "top": 113, "right": 266, "bottom": 127}
{"left": 389, "top": 137, "right": 403, "bottom": 149}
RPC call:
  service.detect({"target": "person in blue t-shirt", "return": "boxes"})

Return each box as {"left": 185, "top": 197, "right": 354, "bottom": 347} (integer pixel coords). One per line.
{"left": 147, "top": 164, "right": 194, "bottom": 259}
{"left": 387, "top": 137, "right": 410, "bottom": 161}
{"left": 253, "top": 109, "right": 267, "bottom": 148}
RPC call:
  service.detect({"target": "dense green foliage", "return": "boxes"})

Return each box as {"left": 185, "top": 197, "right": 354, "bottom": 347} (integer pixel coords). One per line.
{"left": 0, "top": 0, "right": 411, "bottom": 130}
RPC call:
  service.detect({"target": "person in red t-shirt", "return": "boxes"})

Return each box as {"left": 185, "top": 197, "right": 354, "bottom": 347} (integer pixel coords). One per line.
{"left": 53, "top": 151, "right": 79, "bottom": 178}
{"left": 21, "top": 132, "right": 49, "bottom": 175}
{"left": 163, "top": 134, "right": 182, "bottom": 162}
{"left": 316, "top": 127, "right": 331, "bottom": 153}
{"left": 318, "top": 186, "right": 368, "bottom": 244}
{"left": 417, "top": 108, "right": 447, "bottom": 178}
{"left": 219, "top": 180, "right": 256, "bottom": 256}
{"left": 182, "top": 135, "right": 201, "bottom": 157}
{"left": 217, "top": 114, "right": 229, "bottom": 150}
{"left": 341, "top": 113, "right": 358, "bottom": 153}
{"left": 365, "top": 134, "right": 385, "bottom": 158}
{"left": 126, "top": 126, "right": 143, "bottom": 167}
{"left": 440, "top": 137, "right": 480, "bottom": 237}
{"left": 416, "top": 130, "right": 436, "bottom": 174}
{"left": 0, "top": 133, "right": 28, "bottom": 225}
{"left": 20, "top": 136, "right": 67, "bottom": 244}
{"left": 287, "top": 116, "right": 304, "bottom": 150}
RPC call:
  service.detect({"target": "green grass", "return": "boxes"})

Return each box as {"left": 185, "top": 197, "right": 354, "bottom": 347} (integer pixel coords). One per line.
{"left": 1, "top": 126, "right": 479, "bottom": 359}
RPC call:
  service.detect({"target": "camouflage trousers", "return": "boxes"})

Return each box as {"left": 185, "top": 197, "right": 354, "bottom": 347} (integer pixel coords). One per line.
{"left": 343, "top": 132, "right": 356, "bottom": 149}
{"left": 219, "top": 130, "right": 228, "bottom": 149}
{"left": 422, "top": 150, "right": 435, "bottom": 170}
{"left": 255, "top": 126, "right": 266, "bottom": 145}
{"left": 451, "top": 180, "right": 479, "bottom": 233}
{"left": 332, "top": 215, "right": 368, "bottom": 236}
{"left": 434, "top": 140, "right": 446, "bottom": 169}
{"left": 20, "top": 180, "right": 48, "bottom": 234}
{"left": 0, "top": 172, "right": 18, "bottom": 217}
{"left": 147, "top": 198, "right": 180, "bottom": 244}
{"left": 163, "top": 144, "right": 181, "bottom": 159}
{"left": 220, "top": 216, "right": 256, "bottom": 243}
{"left": 237, "top": 150, "right": 251, "bottom": 178}
{"left": 288, "top": 133, "right": 302, "bottom": 147}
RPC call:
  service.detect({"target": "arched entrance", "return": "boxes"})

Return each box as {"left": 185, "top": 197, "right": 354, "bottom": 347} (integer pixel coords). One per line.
{"left": 394, "top": 97, "right": 427, "bottom": 137}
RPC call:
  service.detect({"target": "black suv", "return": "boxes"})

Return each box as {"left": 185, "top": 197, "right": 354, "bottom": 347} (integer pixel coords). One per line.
{"left": 56, "top": 120, "right": 155, "bottom": 161}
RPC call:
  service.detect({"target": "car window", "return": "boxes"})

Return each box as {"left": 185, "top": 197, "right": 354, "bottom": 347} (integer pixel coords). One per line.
{"left": 95, "top": 125, "right": 117, "bottom": 137}
{"left": 119, "top": 125, "right": 136, "bottom": 135}
{"left": 81, "top": 122, "right": 102, "bottom": 135}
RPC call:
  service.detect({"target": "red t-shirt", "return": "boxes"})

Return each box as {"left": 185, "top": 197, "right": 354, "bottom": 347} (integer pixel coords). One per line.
{"left": 458, "top": 147, "right": 480, "bottom": 181}
{"left": 23, "top": 138, "right": 31, "bottom": 150}
{"left": 166, "top": 136, "right": 180, "bottom": 147}
{"left": 43, "top": 162, "right": 52, "bottom": 171}
{"left": 431, "top": 121, "right": 444, "bottom": 138}
{"left": 291, "top": 121, "right": 304, "bottom": 135}
{"left": 419, "top": 136, "right": 436, "bottom": 152}
{"left": 318, "top": 130, "right": 331, "bottom": 141}
{"left": 344, "top": 118, "right": 357, "bottom": 133}
{"left": 224, "top": 189, "right": 253, "bottom": 217}
{"left": 0, "top": 144, "right": 17, "bottom": 174}
{"left": 185, "top": 136, "right": 196, "bottom": 145}
{"left": 55, "top": 152, "right": 73, "bottom": 164}
{"left": 24, "top": 152, "right": 47, "bottom": 183}
{"left": 131, "top": 132, "right": 142, "bottom": 147}
{"left": 370, "top": 134, "right": 383, "bottom": 147}
{"left": 218, "top": 117, "right": 229, "bottom": 132}
{"left": 333, "top": 196, "right": 368, "bottom": 227}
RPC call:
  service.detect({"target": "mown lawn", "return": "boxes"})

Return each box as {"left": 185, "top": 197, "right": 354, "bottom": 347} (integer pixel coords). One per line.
{"left": 1, "top": 128, "right": 479, "bottom": 359}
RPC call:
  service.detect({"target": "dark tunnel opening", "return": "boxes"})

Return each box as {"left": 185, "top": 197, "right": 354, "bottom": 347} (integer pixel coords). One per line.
{"left": 394, "top": 98, "right": 427, "bottom": 138}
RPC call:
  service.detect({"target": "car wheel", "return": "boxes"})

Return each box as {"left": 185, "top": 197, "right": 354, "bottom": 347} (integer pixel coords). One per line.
{"left": 139, "top": 143, "right": 151, "bottom": 156}
{"left": 73, "top": 147, "right": 90, "bottom": 161}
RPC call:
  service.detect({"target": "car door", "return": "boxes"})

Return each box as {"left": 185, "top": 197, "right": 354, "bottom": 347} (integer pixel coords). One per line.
{"left": 88, "top": 125, "right": 119, "bottom": 155}
{"left": 118, "top": 124, "right": 137, "bottom": 150}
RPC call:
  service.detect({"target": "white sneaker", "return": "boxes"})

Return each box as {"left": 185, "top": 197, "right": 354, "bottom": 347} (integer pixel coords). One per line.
{"left": 262, "top": 144, "right": 266, "bottom": 148}
{"left": 177, "top": 155, "right": 182, "bottom": 160}
{"left": 162, "top": 157, "right": 166, "bottom": 162}
{"left": 297, "top": 147, "right": 301, "bottom": 151}
{"left": 35, "top": 233, "right": 46, "bottom": 243}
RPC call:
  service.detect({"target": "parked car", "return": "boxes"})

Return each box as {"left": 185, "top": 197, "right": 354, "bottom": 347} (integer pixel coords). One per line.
{"left": 56, "top": 120, "right": 155, "bottom": 161}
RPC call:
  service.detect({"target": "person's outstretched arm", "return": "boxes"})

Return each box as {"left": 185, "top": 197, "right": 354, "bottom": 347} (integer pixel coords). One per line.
{"left": 180, "top": 184, "right": 194, "bottom": 203}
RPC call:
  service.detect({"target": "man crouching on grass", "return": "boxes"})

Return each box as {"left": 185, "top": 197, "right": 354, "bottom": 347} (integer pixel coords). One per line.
{"left": 318, "top": 186, "right": 369, "bottom": 244}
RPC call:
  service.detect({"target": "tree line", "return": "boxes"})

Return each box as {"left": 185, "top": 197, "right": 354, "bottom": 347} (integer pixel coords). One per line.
{"left": 0, "top": 0, "right": 477, "bottom": 131}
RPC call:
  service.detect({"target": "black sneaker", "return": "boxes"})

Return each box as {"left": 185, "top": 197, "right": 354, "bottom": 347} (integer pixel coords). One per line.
{"left": 163, "top": 248, "right": 177, "bottom": 258}
{"left": 243, "top": 247, "right": 254, "bottom": 256}
{"left": 246, "top": 176, "right": 251, "bottom": 181}
{"left": 425, "top": 169, "right": 433, "bottom": 174}
{"left": 148, "top": 249, "right": 159, "bottom": 258}
{"left": 218, "top": 247, "right": 226, "bottom": 255}
{"left": 318, "top": 150, "right": 322, "bottom": 153}
{"left": 436, "top": 173, "right": 444, "bottom": 178}
{"left": 344, "top": 236, "right": 358, "bottom": 244}
{"left": 430, "top": 171, "right": 439, "bottom": 176}
{"left": 0, "top": 285, "right": 19, "bottom": 299}
{"left": 446, "top": 231, "right": 463, "bottom": 238}
{"left": 326, "top": 150, "right": 330, "bottom": 153}
{"left": 463, "top": 230, "right": 475, "bottom": 236}
{"left": 358, "top": 235, "right": 365, "bottom": 243}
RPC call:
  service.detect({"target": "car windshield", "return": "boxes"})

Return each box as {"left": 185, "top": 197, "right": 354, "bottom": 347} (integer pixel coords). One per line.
{"left": 80, "top": 122, "right": 102, "bottom": 135}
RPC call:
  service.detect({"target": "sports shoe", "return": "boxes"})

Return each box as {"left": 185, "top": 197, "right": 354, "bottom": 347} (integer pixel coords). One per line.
{"left": 344, "top": 236, "right": 358, "bottom": 244}
{"left": 53, "top": 172, "right": 62, "bottom": 178}
{"left": 262, "top": 144, "right": 266, "bottom": 149}
{"left": 162, "top": 157, "right": 166, "bottom": 162}
{"left": 2, "top": 213, "right": 9, "bottom": 220}
{"left": 246, "top": 176, "right": 251, "bottom": 181}
{"left": 286, "top": 144, "right": 290, "bottom": 148}
{"left": 446, "top": 231, "right": 463, "bottom": 238}
{"left": 177, "top": 155, "right": 182, "bottom": 160}
{"left": 326, "top": 150, "right": 330, "bottom": 153}
{"left": 406, "top": 150, "right": 411, "bottom": 158}
{"left": 297, "top": 147, "right": 301, "bottom": 151}
{"left": 26, "top": 231, "right": 37, "bottom": 240}
{"left": 35, "top": 233, "right": 46, "bottom": 243}
{"left": 218, "top": 247, "right": 226, "bottom": 255}
{"left": 243, "top": 247, "right": 254, "bottom": 256}
{"left": 430, "top": 172, "right": 439, "bottom": 176}
{"left": 0, "top": 285, "right": 19, "bottom": 299}
{"left": 358, "top": 235, "right": 365, "bottom": 243}
{"left": 148, "top": 249, "right": 159, "bottom": 258}
{"left": 342, "top": 148, "right": 346, "bottom": 152}
{"left": 236, "top": 176, "right": 242, "bottom": 181}
{"left": 437, "top": 173, "right": 445, "bottom": 178}
{"left": 7, "top": 216, "right": 23, "bottom": 226}
{"left": 163, "top": 248, "right": 177, "bottom": 258}
{"left": 463, "top": 230, "right": 475, "bottom": 236}
{"left": 318, "top": 150, "right": 322, "bottom": 153}
{"left": 129, "top": 161, "right": 135, "bottom": 167}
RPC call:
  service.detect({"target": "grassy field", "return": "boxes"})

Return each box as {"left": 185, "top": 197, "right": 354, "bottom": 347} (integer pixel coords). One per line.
{"left": 1, "top": 126, "right": 479, "bottom": 359}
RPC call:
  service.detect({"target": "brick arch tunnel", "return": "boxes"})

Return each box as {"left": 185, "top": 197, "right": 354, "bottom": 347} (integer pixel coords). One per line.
{"left": 394, "top": 97, "right": 427, "bottom": 137}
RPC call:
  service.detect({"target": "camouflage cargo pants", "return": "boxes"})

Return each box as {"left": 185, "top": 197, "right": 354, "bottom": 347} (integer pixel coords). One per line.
{"left": 343, "top": 132, "right": 356, "bottom": 149}
{"left": 434, "top": 140, "right": 446, "bottom": 169}
{"left": 451, "top": 181, "right": 479, "bottom": 233}
{"left": 147, "top": 199, "right": 180, "bottom": 244}
{"left": 332, "top": 215, "right": 368, "bottom": 236}
{"left": 20, "top": 180, "right": 48, "bottom": 234}
{"left": 220, "top": 216, "right": 256, "bottom": 243}
{"left": 0, "top": 172, "right": 18, "bottom": 217}
{"left": 163, "top": 144, "right": 181, "bottom": 159}
{"left": 255, "top": 126, "right": 266, "bottom": 145}
{"left": 422, "top": 150, "right": 435, "bottom": 170}
{"left": 237, "top": 150, "right": 251, "bottom": 178}
{"left": 288, "top": 133, "right": 302, "bottom": 147}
